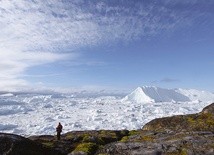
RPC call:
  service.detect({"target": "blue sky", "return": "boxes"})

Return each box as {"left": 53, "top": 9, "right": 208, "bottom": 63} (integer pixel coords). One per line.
{"left": 0, "top": 0, "right": 214, "bottom": 92}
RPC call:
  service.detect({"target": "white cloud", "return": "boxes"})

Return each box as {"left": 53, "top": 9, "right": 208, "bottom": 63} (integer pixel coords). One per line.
{"left": 0, "top": 0, "right": 190, "bottom": 51}
{"left": 0, "top": 0, "right": 203, "bottom": 91}
{"left": 0, "top": 48, "right": 71, "bottom": 91}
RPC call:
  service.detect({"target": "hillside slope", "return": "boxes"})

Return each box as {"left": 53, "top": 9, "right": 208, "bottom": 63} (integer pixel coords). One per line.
{"left": 176, "top": 88, "right": 214, "bottom": 102}
{"left": 97, "top": 103, "right": 214, "bottom": 155}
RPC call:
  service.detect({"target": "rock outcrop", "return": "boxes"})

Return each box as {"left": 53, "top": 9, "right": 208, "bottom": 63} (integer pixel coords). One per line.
{"left": 202, "top": 103, "right": 214, "bottom": 114}
{"left": 29, "top": 130, "right": 129, "bottom": 155}
{"left": 0, "top": 133, "right": 62, "bottom": 155}
{"left": 97, "top": 130, "right": 214, "bottom": 155}
{"left": 97, "top": 103, "right": 214, "bottom": 155}
{"left": 142, "top": 102, "right": 214, "bottom": 132}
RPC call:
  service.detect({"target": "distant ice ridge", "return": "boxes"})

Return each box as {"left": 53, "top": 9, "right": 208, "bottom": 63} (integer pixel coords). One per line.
{"left": 123, "top": 86, "right": 214, "bottom": 103}
{"left": 123, "top": 86, "right": 190, "bottom": 103}
{"left": 0, "top": 93, "right": 14, "bottom": 97}
{"left": 176, "top": 88, "right": 214, "bottom": 102}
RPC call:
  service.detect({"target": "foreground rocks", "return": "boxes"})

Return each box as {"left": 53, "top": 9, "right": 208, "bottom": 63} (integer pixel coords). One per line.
{"left": 97, "top": 103, "right": 214, "bottom": 155}
{"left": 29, "top": 130, "right": 129, "bottom": 155}
{"left": 142, "top": 103, "right": 214, "bottom": 132}
{"left": 0, "top": 133, "right": 62, "bottom": 155}
{"left": 0, "top": 103, "right": 213, "bottom": 155}
{"left": 97, "top": 130, "right": 214, "bottom": 155}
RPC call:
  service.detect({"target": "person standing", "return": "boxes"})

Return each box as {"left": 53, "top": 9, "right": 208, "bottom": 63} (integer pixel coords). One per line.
{"left": 56, "top": 122, "right": 63, "bottom": 140}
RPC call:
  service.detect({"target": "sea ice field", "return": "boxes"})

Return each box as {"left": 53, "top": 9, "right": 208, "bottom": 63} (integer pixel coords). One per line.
{"left": 0, "top": 86, "right": 213, "bottom": 136}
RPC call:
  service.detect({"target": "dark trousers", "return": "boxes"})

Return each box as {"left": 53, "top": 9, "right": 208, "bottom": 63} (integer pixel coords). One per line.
{"left": 57, "top": 132, "right": 61, "bottom": 140}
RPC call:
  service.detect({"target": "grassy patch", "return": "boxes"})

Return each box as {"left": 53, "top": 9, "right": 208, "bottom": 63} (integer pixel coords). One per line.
{"left": 98, "top": 130, "right": 118, "bottom": 143}
{"left": 187, "top": 113, "right": 214, "bottom": 131}
{"left": 120, "top": 136, "right": 129, "bottom": 142}
{"left": 140, "top": 135, "right": 154, "bottom": 142}
{"left": 180, "top": 149, "right": 188, "bottom": 155}
{"left": 65, "top": 133, "right": 74, "bottom": 139}
{"left": 99, "top": 130, "right": 117, "bottom": 138}
{"left": 82, "top": 134, "right": 105, "bottom": 145}
{"left": 42, "top": 142, "right": 54, "bottom": 148}
{"left": 73, "top": 142, "right": 98, "bottom": 155}
{"left": 129, "top": 130, "right": 140, "bottom": 136}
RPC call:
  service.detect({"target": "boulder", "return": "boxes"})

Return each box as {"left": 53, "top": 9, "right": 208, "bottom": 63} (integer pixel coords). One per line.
{"left": 202, "top": 103, "right": 214, "bottom": 114}
{"left": 0, "top": 133, "right": 62, "bottom": 155}
{"left": 142, "top": 103, "right": 214, "bottom": 132}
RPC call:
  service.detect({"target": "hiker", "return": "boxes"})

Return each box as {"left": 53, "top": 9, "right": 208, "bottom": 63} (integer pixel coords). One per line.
{"left": 56, "top": 122, "right": 63, "bottom": 140}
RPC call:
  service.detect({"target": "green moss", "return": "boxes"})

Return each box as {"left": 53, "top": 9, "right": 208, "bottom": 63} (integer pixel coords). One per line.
{"left": 180, "top": 149, "right": 188, "bottom": 155}
{"left": 96, "top": 137, "right": 105, "bottom": 145}
{"left": 66, "top": 134, "right": 84, "bottom": 143}
{"left": 73, "top": 142, "right": 98, "bottom": 155}
{"left": 82, "top": 134, "right": 91, "bottom": 142}
{"left": 120, "top": 130, "right": 129, "bottom": 136}
{"left": 187, "top": 117, "right": 195, "bottom": 124}
{"left": 120, "top": 136, "right": 129, "bottom": 142}
{"left": 99, "top": 130, "right": 117, "bottom": 138}
{"left": 207, "top": 119, "right": 214, "bottom": 126}
{"left": 203, "top": 113, "right": 214, "bottom": 128}
{"left": 100, "top": 130, "right": 108, "bottom": 135}
{"left": 42, "top": 142, "right": 54, "bottom": 148}
{"left": 99, "top": 130, "right": 117, "bottom": 139}
{"left": 168, "top": 148, "right": 188, "bottom": 155}
{"left": 82, "top": 135, "right": 105, "bottom": 145}
{"left": 186, "top": 113, "right": 214, "bottom": 131}
{"left": 97, "top": 131, "right": 119, "bottom": 144}
{"left": 65, "top": 133, "right": 73, "bottom": 139}
{"left": 140, "top": 135, "right": 154, "bottom": 142}
{"left": 129, "top": 130, "right": 140, "bottom": 136}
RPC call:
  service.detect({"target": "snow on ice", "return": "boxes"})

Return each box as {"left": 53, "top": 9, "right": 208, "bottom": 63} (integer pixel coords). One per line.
{"left": 122, "top": 86, "right": 190, "bottom": 103}
{"left": 0, "top": 86, "right": 213, "bottom": 136}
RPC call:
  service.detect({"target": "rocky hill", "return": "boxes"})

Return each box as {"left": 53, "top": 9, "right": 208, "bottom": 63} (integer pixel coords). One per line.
{"left": 0, "top": 133, "right": 61, "bottom": 155}
{"left": 0, "top": 103, "right": 213, "bottom": 155}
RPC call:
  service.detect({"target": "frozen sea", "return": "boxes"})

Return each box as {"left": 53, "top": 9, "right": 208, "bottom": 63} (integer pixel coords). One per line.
{"left": 0, "top": 90, "right": 213, "bottom": 136}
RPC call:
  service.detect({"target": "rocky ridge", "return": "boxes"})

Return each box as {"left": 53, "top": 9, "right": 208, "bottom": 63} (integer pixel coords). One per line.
{"left": 0, "top": 103, "right": 213, "bottom": 155}
{"left": 0, "top": 133, "right": 61, "bottom": 155}
{"left": 97, "top": 103, "right": 214, "bottom": 155}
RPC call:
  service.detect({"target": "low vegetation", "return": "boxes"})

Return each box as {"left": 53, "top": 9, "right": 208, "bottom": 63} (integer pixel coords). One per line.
{"left": 72, "top": 142, "right": 98, "bottom": 155}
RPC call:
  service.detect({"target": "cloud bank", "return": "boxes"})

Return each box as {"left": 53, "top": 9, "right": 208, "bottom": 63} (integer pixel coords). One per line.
{"left": 0, "top": 0, "right": 208, "bottom": 91}
{"left": 0, "top": 0, "right": 187, "bottom": 51}
{"left": 0, "top": 48, "right": 69, "bottom": 91}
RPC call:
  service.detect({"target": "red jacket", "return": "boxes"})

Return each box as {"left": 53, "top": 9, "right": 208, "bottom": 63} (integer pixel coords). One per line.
{"left": 56, "top": 124, "right": 63, "bottom": 133}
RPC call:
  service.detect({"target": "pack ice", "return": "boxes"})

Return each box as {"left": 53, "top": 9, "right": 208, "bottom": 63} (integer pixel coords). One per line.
{"left": 0, "top": 86, "right": 213, "bottom": 136}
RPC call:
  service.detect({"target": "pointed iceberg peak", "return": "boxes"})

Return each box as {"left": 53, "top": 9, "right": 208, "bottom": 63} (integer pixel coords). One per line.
{"left": 122, "top": 87, "right": 155, "bottom": 103}
{"left": 123, "top": 86, "right": 191, "bottom": 103}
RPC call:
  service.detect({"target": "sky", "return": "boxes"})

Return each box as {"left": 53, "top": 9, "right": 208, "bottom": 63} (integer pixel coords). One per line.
{"left": 0, "top": 0, "right": 214, "bottom": 93}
